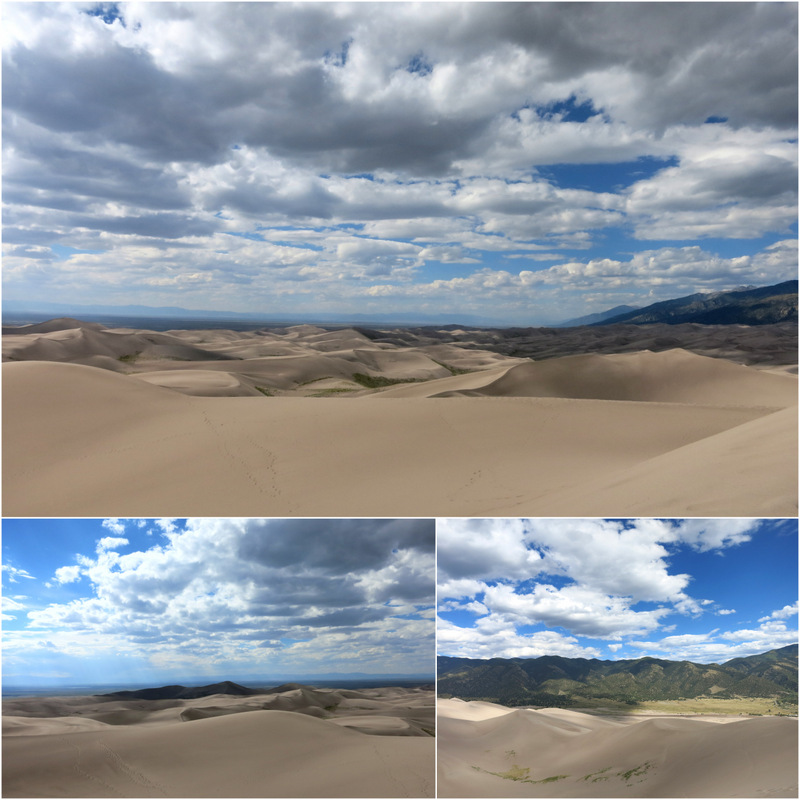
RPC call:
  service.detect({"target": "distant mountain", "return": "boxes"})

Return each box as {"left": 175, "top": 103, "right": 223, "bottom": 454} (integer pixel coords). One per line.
{"left": 591, "top": 281, "right": 798, "bottom": 326}
{"left": 2, "top": 300, "right": 501, "bottom": 328}
{"left": 437, "top": 644, "right": 798, "bottom": 707}
{"left": 556, "top": 305, "right": 640, "bottom": 327}
{"left": 100, "top": 680, "right": 261, "bottom": 701}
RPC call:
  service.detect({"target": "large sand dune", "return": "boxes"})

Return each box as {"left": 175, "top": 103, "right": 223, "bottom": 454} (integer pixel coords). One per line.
{"left": 3, "top": 686, "right": 434, "bottom": 798}
{"left": 438, "top": 698, "right": 798, "bottom": 798}
{"left": 3, "top": 321, "right": 796, "bottom": 516}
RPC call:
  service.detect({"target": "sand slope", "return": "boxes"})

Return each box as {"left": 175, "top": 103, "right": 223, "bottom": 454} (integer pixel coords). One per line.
{"left": 438, "top": 699, "right": 798, "bottom": 798}
{"left": 3, "top": 686, "right": 434, "bottom": 798}
{"left": 4, "top": 346, "right": 796, "bottom": 516}
{"left": 3, "top": 321, "right": 796, "bottom": 516}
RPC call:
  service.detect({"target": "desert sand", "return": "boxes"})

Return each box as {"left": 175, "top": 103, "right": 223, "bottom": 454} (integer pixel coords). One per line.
{"left": 3, "top": 320, "right": 796, "bottom": 516}
{"left": 437, "top": 698, "right": 798, "bottom": 798}
{"left": 2, "top": 685, "right": 434, "bottom": 798}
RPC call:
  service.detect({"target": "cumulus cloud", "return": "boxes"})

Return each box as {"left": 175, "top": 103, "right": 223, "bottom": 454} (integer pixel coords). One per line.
{"left": 21, "top": 518, "right": 434, "bottom": 676}
{"left": 2, "top": 3, "right": 795, "bottom": 320}
{"left": 437, "top": 518, "right": 776, "bottom": 660}
{"left": 53, "top": 566, "right": 82, "bottom": 585}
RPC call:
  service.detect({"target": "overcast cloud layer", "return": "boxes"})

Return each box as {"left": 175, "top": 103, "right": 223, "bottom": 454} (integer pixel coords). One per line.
{"left": 2, "top": 2, "right": 797, "bottom": 323}
{"left": 2, "top": 518, "right": 435, "bottom": 685}
{"left": 437, "top": 518, "right": 798, "bottom": 664}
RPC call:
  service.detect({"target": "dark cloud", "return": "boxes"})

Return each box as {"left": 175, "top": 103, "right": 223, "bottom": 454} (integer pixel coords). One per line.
{"left": 237, "top": 519, "right": 434, "bottom": 574}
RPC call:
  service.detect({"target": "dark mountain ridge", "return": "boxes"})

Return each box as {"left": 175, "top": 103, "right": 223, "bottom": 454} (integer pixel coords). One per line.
{"left": 438, "top": 644, "right": 798, "bottom": 707}
{"left": 593, "top": 280, "right": 798, "bottom": 326}
{"left": 100, "top": 680, "right": 261, "bottom": 701}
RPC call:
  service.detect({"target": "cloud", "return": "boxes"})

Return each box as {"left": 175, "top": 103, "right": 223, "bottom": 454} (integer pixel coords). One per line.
{"left": 436, "top": 615, "right": 601, "bottom": 660}
{"left": 632, "top": 609, "right": 798, "bottom": 663}
{"left": 672, "top": 519, "right": 759, "bottom": 553}
{"left": 97, "top": 536, "right": 129, "bottom": 552}
{"left": 53, "top": 566, "right": 82, "bottom": 585}
{"left": 437, "top": 518, "right": 777, "bottom": 658}
{"left": 759, "top": 603, "right": 799, "bottom": 623}
{"left": 2, "top": 565, "right": 36, "bottom": 583}
{"left": 102, "top": 518, "right": 128, "bottom": 535}
{"left": 2, "top": 3, "right": 795, "bottom": 319}
{"left": 20, "top": 519, "right": 434, "bottom": 676}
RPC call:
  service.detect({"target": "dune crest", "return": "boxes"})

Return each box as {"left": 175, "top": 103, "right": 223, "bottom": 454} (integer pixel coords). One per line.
{"left": 3, "top": 685, "right": 434, "bottom": 798}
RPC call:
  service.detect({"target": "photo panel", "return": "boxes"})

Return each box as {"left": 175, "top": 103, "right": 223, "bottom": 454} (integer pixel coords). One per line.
{"left": 2, "top": 517, "right": 436, "bottom": 798}
{"left": 436, "top": 517, "right": 798, "bottom": 798}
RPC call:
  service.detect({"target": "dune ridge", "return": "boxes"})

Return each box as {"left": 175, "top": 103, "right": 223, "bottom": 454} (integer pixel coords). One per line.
{"left": 3, "top": 685, "right": 434, "bottom": 797}
{"left": 438, "top": 699, "right": 798, "bottom": 798}
{"left": 3, "top": 321, "right": 796, "bottom": 516}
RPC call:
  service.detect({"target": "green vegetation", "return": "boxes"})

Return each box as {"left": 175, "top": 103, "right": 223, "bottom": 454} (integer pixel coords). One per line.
{"left": 431, "top": 360, "right": 476, "bottom": 376}
{"left": 472, "top": 765, "right": 568, "bottom": 785}
{"left": 437, "top": 646, "right": 798, "bottom": 709}
{"left": 254, "top": 386, "right": 273, "bottom": 396}
{"left": 310, "top": 388, "right": 357, "bottom": 396}
{"left": 582, "top": 767, "right": 612, "bottom": 783}
{"left": 118, "top": 352, "right": 140, "bottom": 363}
{"left": 351, "top": 372, "right": 422, "bottom": 389}
{"left": 618, "top": 762, "right": 653, "bottom": 783}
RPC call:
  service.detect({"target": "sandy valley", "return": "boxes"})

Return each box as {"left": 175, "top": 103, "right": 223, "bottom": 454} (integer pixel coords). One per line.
{"left": 2, "top": 684, "right": 434, "bottom": 798}
{"left": 3, "top": 319, "right": 796, "bottom": 517}
{"left": 438, "top": 698, "right": 798, "bottom": 798}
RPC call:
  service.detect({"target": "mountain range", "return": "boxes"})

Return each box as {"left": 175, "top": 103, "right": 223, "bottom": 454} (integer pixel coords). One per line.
{"left": 437, "top": 645, "right": 798, "bottom": 708}
{"left": 588, "top": 280, "right": 798, "bottom": 326}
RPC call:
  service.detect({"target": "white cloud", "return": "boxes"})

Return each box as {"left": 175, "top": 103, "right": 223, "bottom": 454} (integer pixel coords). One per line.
{"left": 96, "top": 536, "right": 129, "bottom": 552}
{"left": 2, "top": 565, "right": 36, "bottom": 583}
{"left": 1, "top": 3, "right": 794, "bottom": 319}
{"left": 102, "top": 518, "right": 127, "bottom": 535}
{"left": 436, "top": 615, "right": 601, "bottom": 660}
{"left": 437, "top": 518, "right": 786, "bottom": 659}
{"left": 53, "top": 566, "right": 82, "bottom": 585}
{"left": 482, "top": 582, "right": 669, "bottom": 639}
{"left": 20, "top": 519, "right": 435, "bottom": 676}
{"left": 759, "top": 603, "right": 799, "bottom": 623}
{"left": 672, "top": 519, "right": 759, "bottom": 553}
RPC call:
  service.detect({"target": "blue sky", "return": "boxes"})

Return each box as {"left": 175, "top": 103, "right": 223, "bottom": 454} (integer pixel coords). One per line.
{"left": 2, "top": 518, "right": 435, "bottom": 689}
{"left": 437, "top": 519, "right": 798, "bottom": 664}
{"left": 2, "top": 3, "right": 797, "bottom": 324}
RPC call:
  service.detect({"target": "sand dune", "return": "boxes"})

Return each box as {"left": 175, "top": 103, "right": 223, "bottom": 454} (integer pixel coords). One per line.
{"left": 438, "top": 699, "right": 798, "bottom": 798}
{"left": 3, "top": 686, "right": 434, "bottom": 798}
{"left": 3, "top": 322, "right": 796, "bottom": 516}
{"left": 430, "top": 349, "right": 798, "bottom": 406}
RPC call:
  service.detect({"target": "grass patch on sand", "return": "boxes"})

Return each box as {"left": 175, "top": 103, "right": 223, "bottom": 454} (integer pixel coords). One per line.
{"left": 118, "top": 352, "right": 140, "bottom": 363}
{"left": 310, "top": 387, "right": 358, "bottom": 396}
{"left": 351, "top": 372, "right": 423, "bottom": 389}
{"left": 634, "top": 697, "right": 797, "bottom": 716}
{"left": 254, "top": 386, "right": 274, "bottom": 396}
{"left": 618, "top": 762, "right": 654, "bottom": 786}
{"left": 432, "top": 360, "right": 477, "bottom": 376}
{"left": 582, "top": 767, "right": 612, "bottom": 783}
{"left": 472, "top": 765, "right": 568, "bottom": 785}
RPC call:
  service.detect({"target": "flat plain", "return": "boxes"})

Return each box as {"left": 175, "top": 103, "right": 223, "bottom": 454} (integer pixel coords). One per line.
{"left": 437, "top": 698, "right": 798, "bottom": 798}
{"left": 3, "top": 319, "right": 796, "bottom": 516}
{"left": 2, "top": 684, "right": 435, "bottom": 798}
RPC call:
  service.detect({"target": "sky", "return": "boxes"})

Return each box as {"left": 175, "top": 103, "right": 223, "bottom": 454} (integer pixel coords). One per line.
{"left": 2, "top": 2, "right": 797, "bottom": 325}
{"left": 437, "top": 518, "right": 798, "bottom": 664}
{"left": 1, "top": 518, "right": 435, "bottom": 688}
